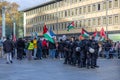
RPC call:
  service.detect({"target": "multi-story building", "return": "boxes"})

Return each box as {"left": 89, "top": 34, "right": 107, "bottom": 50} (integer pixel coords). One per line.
{"left": 23, "top": 0, "right": 120, "bottom": 37}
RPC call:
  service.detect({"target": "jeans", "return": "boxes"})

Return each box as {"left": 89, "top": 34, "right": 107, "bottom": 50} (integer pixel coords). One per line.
{"left": 34, "top": 48, "right": 37, "bottom": 58}
{"left": 27, "top": 50, "right": 32, "bottom": 60}
{"left": 59, "top": 52, "right": 64, "bottom": 58}
{"left": 37, "top": 49, "right": 42, "bottom": 59}
{"left": 105, "top": 51, "right": 109, "bottom": 59}
{"left": 49, "top": 49, "right": 56, "bottom": 59}
{"left": 6, "top": 52, "right": 12, "bottom": 62}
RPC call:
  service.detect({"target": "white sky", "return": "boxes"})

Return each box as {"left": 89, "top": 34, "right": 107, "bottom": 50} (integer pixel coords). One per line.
{"left": 6, "top": 0, "right": 50, "bottom": 10}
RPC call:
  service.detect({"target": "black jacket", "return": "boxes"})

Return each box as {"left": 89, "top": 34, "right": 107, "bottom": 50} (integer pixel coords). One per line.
{"left": 48, "top": 42, "right": 56, "bottom": 49}
{"left": 3, "top": 40, "right": 14, "bottom": 53}
{"left": 16, "top": 39, "right": 25, "bottom": 49}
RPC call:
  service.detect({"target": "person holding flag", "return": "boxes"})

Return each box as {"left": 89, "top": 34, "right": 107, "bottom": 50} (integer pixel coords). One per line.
{"left": 67, "top": 21, "right": 75, "bottom": 31}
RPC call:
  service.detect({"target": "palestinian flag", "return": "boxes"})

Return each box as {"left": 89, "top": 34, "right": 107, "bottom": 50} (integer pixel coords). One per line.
{"left": 81, "top": 28, "right": 89, "bottom": 38}
{"left": 93, "top": 29, "right": 100, "bottom": 41}
{"left": 100, "top": 28, "right": 106, "bottom": 37}
{"left": 93, "top": 29, "right": 98, "bottom": 37}
{"left": 43, "top": 24, "right": 54, "bottom": 43}
{"left": 100, "top": 28, "right": 106, "bottom": 41}
{"left": 67, "top": 21, "right": 75, "bottom": 31}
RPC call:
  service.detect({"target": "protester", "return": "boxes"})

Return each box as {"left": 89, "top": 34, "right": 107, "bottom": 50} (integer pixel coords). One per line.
{"left": 58, "top": 39, "right": 64, "bottom": 60}
{"left": 37, "top": 38, "right": 42, "bottom": 60}
{"left": 33, "top": 38, "right": 37, "bottom": 60}
{"left": 3, "top": 37, "right": 14, "bottom": 64}
{"left": 48, "top": 39, "right": 56, "bottom": 59}
{"left": 16, "top": 38, "right": 25, "bottom": 60}
{"left": 27, "top": 40, "right": 34, "bottom": 61}
{"left": 42, "top": 39, "right": 48, "bottom": 58}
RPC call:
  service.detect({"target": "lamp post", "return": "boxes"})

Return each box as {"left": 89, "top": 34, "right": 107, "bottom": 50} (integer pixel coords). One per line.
{"left": 2, "top": 6, "right": 6, "bottom": 38}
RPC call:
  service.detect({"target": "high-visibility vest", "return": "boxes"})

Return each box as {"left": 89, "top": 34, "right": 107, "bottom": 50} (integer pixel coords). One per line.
{"left": 33, "top": 40, "right": 37, "bottom": 48}
{"left": 28, "top": 42, "right": 34, "bottom": 50}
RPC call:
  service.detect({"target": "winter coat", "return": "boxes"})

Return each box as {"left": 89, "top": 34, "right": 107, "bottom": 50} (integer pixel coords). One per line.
{"left": 48, "top": 41, "right": 56, "bottom": 49}
{"left": 16, "top": 39, "right": 25, "bottom": 49}
{"left": 3, "top": 40, "right": 14, "bottom": 53}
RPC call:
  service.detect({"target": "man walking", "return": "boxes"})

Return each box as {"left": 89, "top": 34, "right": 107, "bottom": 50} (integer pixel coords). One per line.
{"left": 3, "top": 37, "right": 14, "bottom": 64}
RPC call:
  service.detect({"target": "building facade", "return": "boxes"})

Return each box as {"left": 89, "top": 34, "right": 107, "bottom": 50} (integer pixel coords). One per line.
{"left": 23, "top": 0, "right": 120, "bottom": 37}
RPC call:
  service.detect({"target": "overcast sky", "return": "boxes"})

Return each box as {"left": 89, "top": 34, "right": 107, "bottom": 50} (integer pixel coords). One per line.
{"left": 6, "top": 0, "right": 50, "bottom": 10}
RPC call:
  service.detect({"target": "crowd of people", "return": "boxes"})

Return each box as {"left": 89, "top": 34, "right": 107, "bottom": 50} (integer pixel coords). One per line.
{"left": 1, "top": 36, "right": 120, "bottom": 69}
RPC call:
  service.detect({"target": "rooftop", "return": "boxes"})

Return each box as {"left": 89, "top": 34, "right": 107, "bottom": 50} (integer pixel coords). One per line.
{"left": 22, "top": 0, "right": 62, "bottom": 12}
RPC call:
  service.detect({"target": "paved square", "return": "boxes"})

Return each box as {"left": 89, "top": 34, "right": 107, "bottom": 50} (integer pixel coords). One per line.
{"left": 0, "top": 59, "right": 120, "bottom": 80}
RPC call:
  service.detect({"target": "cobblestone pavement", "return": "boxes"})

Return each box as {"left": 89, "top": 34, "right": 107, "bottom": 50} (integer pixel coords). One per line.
{"left": 0, "top": 58, "right": 120, "bottom": 80}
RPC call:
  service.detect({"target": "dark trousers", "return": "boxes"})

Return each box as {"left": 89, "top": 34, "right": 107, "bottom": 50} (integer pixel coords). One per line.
{"left": 64, "top": 51, "right": 70, "bottom": 64}
{"left": 42, "top": 49, "right": 47, "bottom": 58}
{"left": 86, "top": 53, "right": 97, "bottom": 68}
{"left": 79, "top": 51, "right": 84, "bottom": 67}
{"left": 37, "top": 49, "right": 42, "bottom": 59}
{"left": 17, "top": 48, "right": 24, "bottom": 60}
{"left": 83, "top": 51, "right": 87, "bottom": 67}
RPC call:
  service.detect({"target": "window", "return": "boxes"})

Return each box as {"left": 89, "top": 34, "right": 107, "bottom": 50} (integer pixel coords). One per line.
{"left": 79, "top": 7, "right": 82, "bottom": 14}
{"left": 98, "top": 4, "right": 101, "bottom": 11}
{"left": 65, "top": 11, "right": 67, "bottom": 17}
{"left": 85, "top": 20, "right": 88, "bottom": 26}
{"left": 103, "top": 17, "right": 106, "bottom": 25}
{"left": 88, "top": 19, "right": 91, "bottom": 26}
{"left": 72, "top": 9, "right": 75, "bottom": 16}
{"left": 76, "top": 8, "right": 78, "bottom": 15}
{"left": 68, "top": 10, "right": 70, "bottom": 16}
{"left": 98, "top": 18, "right": 101, "bottom": 25}
{"left": 92, "top": 4, "right": 96, "bottom": 11}
{"left": 92, "top": 18, "right": 96, "bottom": 25}
{"left": 88, "top": 6, "right": 91, "bottom": 12}
{"left": 81, "top": 20, "right": 84, "bottom": 26}
{"left": 77, "top": 21, "right": 79, "bottom": 28}
{"left": 109, "top": 16, "right": 112, "bottom": 24}
{"left": 83, "top": 7, "right": 86, "bottom": 13}
{"left": 103, "top": 2, "right": 106, "bottom": 10}
{"left": 109, "top": 1, "right": 112, "bottom": 8}
{"left": 114, "top": 15, "right": 119, "bottom": 24}
{"left": 114, "top": 0, "right": 118, "bottom": 7}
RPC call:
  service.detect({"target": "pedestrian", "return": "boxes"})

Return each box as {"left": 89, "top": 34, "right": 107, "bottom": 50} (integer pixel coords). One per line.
{"left": 33, "top": 38, "right": 37, "bottom": 60}
{"left": 42, "top": 39, "right": 48, "bottom": 58}
{"left": 37, "top": 38, "right": 42, "bottom": 60}
{"left": 16, "top": 38, "right": 25, "bottom": 60}
{"left": 63, "top": 39, "right": 70, "bottom": 64}
{"left": 27, "top": 40, "right": 34, "bottom": 61}
{"left": 3, "top": 37, "right": 14, "bottom": 64}
{"left": 104, "top": 40, "right": 111, "bottom": 59}
{"left": 48, "top": 39, "right": 56, "bottom": 59}
{"left": 58, "top": 39, "right": 64, "bottom": 60}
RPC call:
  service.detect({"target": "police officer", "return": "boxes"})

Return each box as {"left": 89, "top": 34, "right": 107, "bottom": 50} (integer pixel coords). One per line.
{"left": 87, "top": 36, "right": 99, "bottom": 69}
{"left": 63, "top": 39, "right": 70, "bottom": 64}
{"left": 69, "top": 37, "right": 77, "bottom": 66}
{"left": 80, "top": 37, "right": 88, "bottom": 68}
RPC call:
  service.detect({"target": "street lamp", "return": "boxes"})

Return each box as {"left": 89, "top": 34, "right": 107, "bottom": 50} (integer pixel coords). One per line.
{"left": 2, "top": 6, "right": 6, "bottom": 38}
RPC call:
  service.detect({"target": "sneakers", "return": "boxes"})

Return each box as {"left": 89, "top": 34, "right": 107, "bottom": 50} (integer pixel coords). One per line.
{"left": 6, "top": 61, "right": 13, "bottom": 64}
{"left": 10, "top": 61, "right": 13, "bottom": 64}
{"left": 6, "top": 62, "right": 9, "bottom": 64}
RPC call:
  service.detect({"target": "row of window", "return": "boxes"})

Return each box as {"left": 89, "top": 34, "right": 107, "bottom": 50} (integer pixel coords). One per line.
{"left": 26, "top": 0, "right": 119, "bottom": 16}
{"left": 26, "top": 0, "right": 119, "bottom": 25}
{"left": 26, "top": 14, "right": 119, "bottom": 34}
{"left": 26, "top": 0, "right": 88, "bottom": 16}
